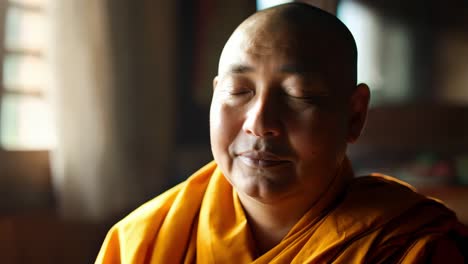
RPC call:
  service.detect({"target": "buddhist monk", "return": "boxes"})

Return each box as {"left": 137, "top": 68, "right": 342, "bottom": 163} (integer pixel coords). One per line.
{"left": 96, "top": 3, "right": 468, "bottom": 263}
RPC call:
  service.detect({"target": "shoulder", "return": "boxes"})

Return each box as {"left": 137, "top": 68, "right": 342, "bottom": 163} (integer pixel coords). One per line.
{"left": 345, "top": 174, "right": 447, "bottom": 216}
{"left": 398, "top": 232, "right": 468, "bottom": 263}
{"left": 350, "top": 173, "right": 418, "bottom": 196}
{"left": 114, "top": 161, "right": 218, "bottom": 235}
{"left": 96, "top": 161, "right": 218, "bottom": 263}
{"left": 340, "top": 174, "right": 468, "bottom": 262}
{"left": 329, "top": 173, "right": 453, "bottom": 240}
{"left": 342, "top": 173, "right": 459, "bottom": 231}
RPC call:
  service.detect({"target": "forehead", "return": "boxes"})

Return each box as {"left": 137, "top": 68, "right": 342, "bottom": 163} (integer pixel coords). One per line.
{"left": 217, "top": 13, "right": 357, "bottom": 99}
{"left": 219, "top": 20, "right": 337, "bottom": 77}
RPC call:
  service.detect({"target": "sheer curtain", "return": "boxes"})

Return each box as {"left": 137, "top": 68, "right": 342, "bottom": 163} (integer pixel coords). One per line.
{"left": 49, "top": 0, "right": 122, "bottom": 220}
{"left": 48, "top": 0, "right": 177, "bottom": 221}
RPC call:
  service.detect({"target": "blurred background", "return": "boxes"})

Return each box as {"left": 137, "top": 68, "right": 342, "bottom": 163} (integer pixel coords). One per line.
{"left": 0, "top": 0, "right": 467, "bottom": 262}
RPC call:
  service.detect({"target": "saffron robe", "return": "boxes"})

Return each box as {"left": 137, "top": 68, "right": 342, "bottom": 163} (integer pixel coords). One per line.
{"left": 96, "top": 161, "right": 468, "bottom": 263}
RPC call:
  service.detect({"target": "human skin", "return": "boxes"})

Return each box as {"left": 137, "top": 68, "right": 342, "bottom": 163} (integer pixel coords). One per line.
{"left": 209, "top": 4, "right": 370, "bottom": 254}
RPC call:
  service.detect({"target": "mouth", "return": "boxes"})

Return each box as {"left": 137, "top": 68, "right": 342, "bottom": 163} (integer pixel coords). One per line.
{"left": 237, "top": 151, "right": 291, "bottom": 168}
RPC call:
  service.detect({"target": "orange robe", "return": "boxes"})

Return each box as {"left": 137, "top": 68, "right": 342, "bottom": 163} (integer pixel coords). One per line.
{"left": 96, "top": 161, "right": 468, "bottom": 263}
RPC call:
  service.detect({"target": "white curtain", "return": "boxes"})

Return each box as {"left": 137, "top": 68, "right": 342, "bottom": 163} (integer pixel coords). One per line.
{"left": 48, "top": 0, "right": 177, "bottom": 221}
{"left": 49, "top": 0, "right": 122, "bottom": 220}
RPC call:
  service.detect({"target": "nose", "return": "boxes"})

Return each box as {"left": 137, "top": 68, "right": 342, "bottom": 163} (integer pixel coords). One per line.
{"left": 242, "top": 95, "right": 282, "bottom": 137}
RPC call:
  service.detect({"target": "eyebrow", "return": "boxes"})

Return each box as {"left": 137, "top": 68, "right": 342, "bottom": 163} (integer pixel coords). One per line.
{"left": 225, "top": 63, "right": 319, "bottom": 76}
{"left": 226, "top": 64, "right": 254, "bottom": 74}
{"left": 280, "top": 64, "right": 317, "bottom": 75}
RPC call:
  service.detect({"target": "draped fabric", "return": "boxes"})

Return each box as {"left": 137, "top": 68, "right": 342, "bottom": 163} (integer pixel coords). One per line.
{"left": 49, "top": 0, "right": 177, "bottom": 221}
{"left": 96, "top": 160, "right": 467, "bottom": 263}
{"left": 49, "top": 0, "right": 121, "bottom": 220}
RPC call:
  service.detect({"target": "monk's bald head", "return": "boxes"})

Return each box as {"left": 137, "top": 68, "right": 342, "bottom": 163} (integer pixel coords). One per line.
{"left": 211, "top": 3, "right": 370, "bottom": 206}
{"left": 218, "top": 3, "right": 358, "bottom": 95}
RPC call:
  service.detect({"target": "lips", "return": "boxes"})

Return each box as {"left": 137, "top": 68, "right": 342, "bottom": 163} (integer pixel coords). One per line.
{"left": 237, "top": 151, "right": 290, "bottom": 168}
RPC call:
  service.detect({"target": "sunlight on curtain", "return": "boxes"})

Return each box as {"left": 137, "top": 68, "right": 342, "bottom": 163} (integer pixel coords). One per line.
{"left": 49, "top": 0, "right": 119, "bottom": 220}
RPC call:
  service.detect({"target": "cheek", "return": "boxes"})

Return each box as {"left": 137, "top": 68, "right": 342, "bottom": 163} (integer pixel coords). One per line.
{"left": 209, "top": 100, "right": 243, "bottom": 162}
{"left": 288, "top": 111, "right": 347, "bottom": 162}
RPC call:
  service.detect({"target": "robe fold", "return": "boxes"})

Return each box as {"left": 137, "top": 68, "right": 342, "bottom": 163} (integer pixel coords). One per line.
{"left": 96, "top": 161, "right": 468, "bottom": 263}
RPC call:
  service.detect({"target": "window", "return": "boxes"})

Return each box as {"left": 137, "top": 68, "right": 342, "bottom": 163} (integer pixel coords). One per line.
{"left": 337, "top": 0, "right": 412, "bottom": 106}
{"left": 257, "top": 0, "right": 293, "bottom": 10}
{"left": 0, "top": 0, "right": 54, "bottom": 150}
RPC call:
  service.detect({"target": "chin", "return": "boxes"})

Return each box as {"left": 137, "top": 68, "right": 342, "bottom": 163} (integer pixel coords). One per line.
{"left": 233, "top": 175, "right": 297, "bottom": 204}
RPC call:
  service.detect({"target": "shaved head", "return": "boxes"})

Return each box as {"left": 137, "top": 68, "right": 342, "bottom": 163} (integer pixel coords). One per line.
{"left": 218, "top": 2, "right": 358, "bottom": 95}
{"left": 210, "top": 2, "right": 369, "bottom": 207}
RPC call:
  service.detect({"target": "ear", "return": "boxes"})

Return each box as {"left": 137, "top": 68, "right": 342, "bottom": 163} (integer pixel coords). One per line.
{"left": 213, "top": 76, "right": 219, "bottom": 90}
{"left": 347, "top": 83, "right": 370, "bottom": 143}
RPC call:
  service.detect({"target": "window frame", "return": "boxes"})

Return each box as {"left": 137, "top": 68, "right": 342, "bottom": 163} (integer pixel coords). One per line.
{"left": 0, "top": 0, "right": 53, "bottom": 151}
{"left": 0, "top": 0, "right": 53, "bottom": 212}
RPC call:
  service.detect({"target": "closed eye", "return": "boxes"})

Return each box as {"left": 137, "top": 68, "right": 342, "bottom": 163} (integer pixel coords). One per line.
{"left": 226, "top": 88, "right": 254, "bottom": 96}
{"left": 288, "top": 94, "right": 329, "bottom": 105}
{"left": 229, "top": 90, "right": 252, "bottom": 95}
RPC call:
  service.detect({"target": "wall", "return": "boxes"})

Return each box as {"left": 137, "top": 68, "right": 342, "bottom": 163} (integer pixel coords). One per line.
{"left": 0, "top": 151, "right": 52, "bottom": 212}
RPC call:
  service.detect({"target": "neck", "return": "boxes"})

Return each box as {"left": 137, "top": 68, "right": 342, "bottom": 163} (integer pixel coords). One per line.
{"left": 237, "top": 163, "right": 351, "bottom": 256}
{"left": 238, "top": 193, "right": 304, "bottom": 255}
